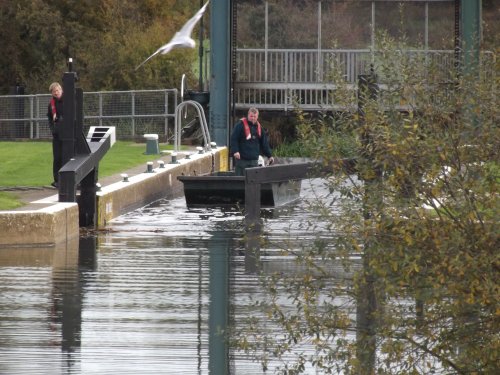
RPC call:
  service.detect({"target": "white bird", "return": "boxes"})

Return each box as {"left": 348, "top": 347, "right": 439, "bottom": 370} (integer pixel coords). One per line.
{"left": 135, "top": 1, "right": 210, "bottom": 70}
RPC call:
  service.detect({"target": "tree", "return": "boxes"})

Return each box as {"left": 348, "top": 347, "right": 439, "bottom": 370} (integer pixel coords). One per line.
{"left": 234, "top": 34, "right": 499, "bottom": 374}
{"left": 0, "top": 0, "right": 202, "bottom": 93}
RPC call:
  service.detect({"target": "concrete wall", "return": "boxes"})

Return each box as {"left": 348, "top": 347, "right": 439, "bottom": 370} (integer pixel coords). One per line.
{"left": 96, "top": 148, "right": 228, "bottom": 226}
{"left": 0, "top": 203, "right": 79, "bottom": 247}
{"left": 0, "top": 147, "right": 229, "bottom": 247}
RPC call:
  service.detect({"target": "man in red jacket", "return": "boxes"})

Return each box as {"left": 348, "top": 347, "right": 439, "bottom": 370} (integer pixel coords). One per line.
{"left": 230, "top": 107, "right": 274, "bottom": 176}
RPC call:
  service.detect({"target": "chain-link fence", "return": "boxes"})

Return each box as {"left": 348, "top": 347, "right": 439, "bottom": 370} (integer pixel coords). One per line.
{"left": 0, "top": 89, "right": 178, "bottom": 140}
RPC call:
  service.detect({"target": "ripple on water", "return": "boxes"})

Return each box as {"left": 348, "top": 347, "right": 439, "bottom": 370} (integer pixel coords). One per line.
{"left": 0, "top": 179, "right": 346, "bottom": 374}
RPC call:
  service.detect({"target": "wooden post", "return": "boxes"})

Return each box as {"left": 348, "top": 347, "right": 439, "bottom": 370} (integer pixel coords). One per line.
{"left": 244, "top": 162, "right": 316, "bottom": 231}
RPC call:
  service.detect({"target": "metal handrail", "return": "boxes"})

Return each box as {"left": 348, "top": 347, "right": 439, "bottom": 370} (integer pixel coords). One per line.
{"left": 174, "top": 100, "right": 211, "bottom": 152}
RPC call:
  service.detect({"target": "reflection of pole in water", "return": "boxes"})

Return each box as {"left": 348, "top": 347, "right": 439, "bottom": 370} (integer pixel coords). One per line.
{"left": 197, "top": 246, "right": 202, "bottom": 374}
{"left": 355, "top": 70, "right": 379, "bottom": 373}
{"left": 49, "top": 238, "right": 81, "bottom": 369}
{"left": 79, "top": 235, "right": 97, "bottom": 271}
{"left": 208, "top": 232, "right": 231, "bottom": 374}
{"left": 356, "top": 252, "right": 377, "bottom": 374}
{"left": 244, "top": 229, "right": 261, "bottom": 274}
{"left": 50, "top": 236, "right": 97, "bottom": 370}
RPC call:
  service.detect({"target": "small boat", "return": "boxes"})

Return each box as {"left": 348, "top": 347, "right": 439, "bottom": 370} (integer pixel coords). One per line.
{"left": 177, "top": 171, "right": 302, "bottom": 208}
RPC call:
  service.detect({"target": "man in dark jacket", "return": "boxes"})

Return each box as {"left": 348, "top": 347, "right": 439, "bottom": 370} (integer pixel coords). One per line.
{"left": 230, "top": 107, "right": 274, "bottom": 176}
{"left": 47, "top": 82, "right": 63, "bottom": 188}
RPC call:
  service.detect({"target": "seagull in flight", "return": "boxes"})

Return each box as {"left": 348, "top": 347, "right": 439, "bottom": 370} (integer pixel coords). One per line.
{"left": 136, "top": 0, "right": 210, "bottom": 70}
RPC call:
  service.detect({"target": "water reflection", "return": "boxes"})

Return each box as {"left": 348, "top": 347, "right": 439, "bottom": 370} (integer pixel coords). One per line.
{"left": 0, "top": 179, "right": 331, "bottom": 374}
{"left": 0, "top": 238, "right": 80, "bottom": 375}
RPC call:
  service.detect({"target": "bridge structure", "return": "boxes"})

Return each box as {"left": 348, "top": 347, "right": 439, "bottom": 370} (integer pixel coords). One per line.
{"left": 209, "top": 0, "right": 485, "bottom": 146}
{"left": 232, "top": 47, "right": 491, "bottom": 111}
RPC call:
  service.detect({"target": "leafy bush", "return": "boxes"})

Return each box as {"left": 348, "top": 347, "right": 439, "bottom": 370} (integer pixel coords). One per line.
{"left": 235, "top": 34, "right": 499, "bottom": 374}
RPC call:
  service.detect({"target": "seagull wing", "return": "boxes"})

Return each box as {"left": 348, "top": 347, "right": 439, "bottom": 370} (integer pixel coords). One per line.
{"left": 135, "top": 1, "right": 209, "bottom": 70}
{"left": 177, "top": 0, "right": 209, "bottom": 39}
{"left": 135, "top": 46, "right": 164, "bottom": 71}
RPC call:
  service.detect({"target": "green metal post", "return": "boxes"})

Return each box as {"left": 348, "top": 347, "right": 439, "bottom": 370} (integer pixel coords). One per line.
{"left": 460, "top": 0, "right": 481, "bottom": 71}
{"left": 209, "top": 0, "right": 231, "bottom": 147}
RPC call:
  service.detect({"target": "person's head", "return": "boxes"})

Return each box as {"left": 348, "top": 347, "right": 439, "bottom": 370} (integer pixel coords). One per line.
{"left": 49, "top": 82, "right": 63, "bottom": 99}
{"left": 247, "top": 107, "right": 259, "bottom": 123}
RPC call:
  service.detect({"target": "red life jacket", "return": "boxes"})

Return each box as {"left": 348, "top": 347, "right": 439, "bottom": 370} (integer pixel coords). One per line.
{"left": 50, "top": 98, "right": 58, "bottom": 120}
{"left": 241, "top": 117, "right": 261, "bottom": 140}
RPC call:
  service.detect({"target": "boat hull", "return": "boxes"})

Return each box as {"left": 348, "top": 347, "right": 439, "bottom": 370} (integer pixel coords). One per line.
{"left": 178, "top": 171, "right": 301, "bottom": 208}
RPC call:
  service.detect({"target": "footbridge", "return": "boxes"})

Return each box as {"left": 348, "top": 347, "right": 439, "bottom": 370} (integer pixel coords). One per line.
{"left": 233, "top": 48, "right": 495, "bottom": 111}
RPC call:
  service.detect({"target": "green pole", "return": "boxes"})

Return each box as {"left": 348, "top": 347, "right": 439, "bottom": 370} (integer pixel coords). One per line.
{"left": 209, "top": 0, "right": 231, "bottom": 147}
{"left": 460, "top": 0, "right": 481, "bottom": 72}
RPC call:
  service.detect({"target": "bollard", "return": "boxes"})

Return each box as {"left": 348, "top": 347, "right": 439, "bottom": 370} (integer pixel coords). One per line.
{"left": 143, "top": 134, "right": 160, "bottom": 155}
{"left": 146, "top": 162, "right": 154, "bottom": 173}
{"left": 121, "top": 173, "right": 129, "bottom": 182}
{"left": 169, "top": 152, "right": 179, "bottom": 164}
{"left": 158, "top": 160, "right": 165, "bottom": 168}
{"left": 197, "top": 146, "right": 204, "bottom": 154}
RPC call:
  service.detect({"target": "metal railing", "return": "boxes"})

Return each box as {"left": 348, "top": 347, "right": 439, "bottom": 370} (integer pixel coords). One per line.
{"left": 0, "top": 49, "right": 496, "bottom": 130}
{"left": 0, "top": 89, "right": 178, "bottom": 140}
{"left": 234, "top": 48, "right": 496, "bottom": 110}
{"left": 174, "top": 100, "right": 211, "bottom": 152}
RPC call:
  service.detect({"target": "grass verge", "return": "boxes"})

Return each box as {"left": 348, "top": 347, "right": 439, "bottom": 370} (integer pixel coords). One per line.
{"left": 0, "top": 191, "right": 23, "bottom": 210}
{"left": 0, "top": 140, "right": 178, "bottom": 209}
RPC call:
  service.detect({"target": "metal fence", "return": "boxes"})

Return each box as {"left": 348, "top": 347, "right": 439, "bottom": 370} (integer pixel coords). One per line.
{"left": 234, "top": 49, "right": 496, "bottom": 110}
{"left": 1, "top": 49, "right": 496, "bottom": 130}
{"left": 0, "top": 89, "right": 178, "bottom": 140}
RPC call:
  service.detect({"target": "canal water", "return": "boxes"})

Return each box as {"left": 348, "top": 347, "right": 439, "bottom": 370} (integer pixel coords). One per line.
{"left": 0, "top": 179, "right": 336, "bottom": 374}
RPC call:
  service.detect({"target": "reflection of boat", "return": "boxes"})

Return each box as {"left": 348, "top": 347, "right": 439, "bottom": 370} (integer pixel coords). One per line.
{"left": 177, "top": 171, "right": 302, "bottom": 208}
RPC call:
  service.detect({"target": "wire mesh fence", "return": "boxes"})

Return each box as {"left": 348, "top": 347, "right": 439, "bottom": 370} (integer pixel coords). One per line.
{"left": 0, "top": 89, "right": 178, "bottom": 140}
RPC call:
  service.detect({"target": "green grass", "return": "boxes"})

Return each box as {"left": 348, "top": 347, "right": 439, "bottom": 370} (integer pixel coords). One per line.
{"left": 0, "top": 140, "right": 179, "bottom": 209}
{"left": 98, "top": 141, "right": 178, "bottom": 177}
{"left": 0, "top": 191, "right": 23, "bottom": 210}
{"left": 1, "top": 141, "right": 53, "bottom": 187}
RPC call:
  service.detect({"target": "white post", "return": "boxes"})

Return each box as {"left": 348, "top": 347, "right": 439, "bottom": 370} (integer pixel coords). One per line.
{"left": 99, "top": 92, "right": 103, "bottom": 127}
{"left": 425, "top": 1, "right": 429, "bottom": 51}
{"left": 317, "top": 1, "right": 322, "bottom": 82}
{"left": 131, "top": 91, "right": 135, "bottom": 137}
{"left": 371, "top": 1, "right": 376, "bottom": 63}
{"left": 425, "top": 1, "right": 429, "bottom": 67}
{"left": 265, "top": 1, "right": 268, "bottom": 81}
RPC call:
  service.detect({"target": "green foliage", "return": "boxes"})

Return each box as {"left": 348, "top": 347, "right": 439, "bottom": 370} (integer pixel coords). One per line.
{"left": 0, "top": 0, "right": 203, "bottom": 93}
{"left": 293, "top": 110, "right": 359, "bottom": 160}
{"left": 272, "top": 140, "right": 305, "bottom": 158}
{"left": 234, "top": 35, "right": 499, "bottom": 374}
{"left": 272, "top": 114, "right": 358, "bottom": 159}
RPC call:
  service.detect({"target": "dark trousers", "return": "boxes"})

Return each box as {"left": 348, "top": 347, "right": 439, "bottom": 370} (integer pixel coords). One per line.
{"left": 234, "top": 159, "right": 258, "bottom": 176}
{"left": 52, "top": 135, "right": 63, "bottom": 183}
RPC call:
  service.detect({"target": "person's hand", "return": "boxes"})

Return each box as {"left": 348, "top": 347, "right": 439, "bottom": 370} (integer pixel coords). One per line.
{"left": 234, "top": 152, "right": 241, "bottom": 160}
{"left": 268, "top": 156, "right": 274, "bottom": 165}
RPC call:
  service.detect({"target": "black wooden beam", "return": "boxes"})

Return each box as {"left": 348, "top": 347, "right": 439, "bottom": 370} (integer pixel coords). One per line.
{"left": 243, "top": 158, "right": 358, "bottom": 230}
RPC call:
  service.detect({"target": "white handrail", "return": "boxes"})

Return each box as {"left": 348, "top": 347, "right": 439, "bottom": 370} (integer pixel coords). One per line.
{"left": 174, "top": 100, "right": 211, "bottom": 153}
{"left": 180, "top": 74, "right": 187, "bottom": 99}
